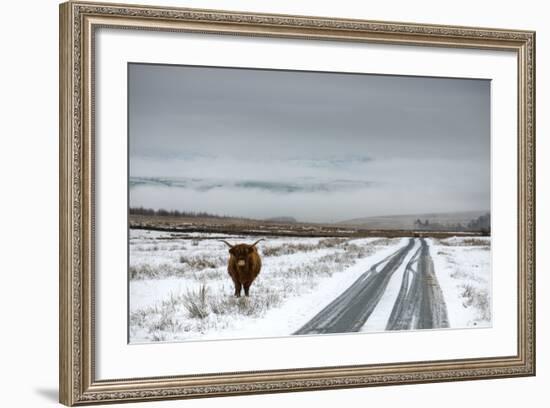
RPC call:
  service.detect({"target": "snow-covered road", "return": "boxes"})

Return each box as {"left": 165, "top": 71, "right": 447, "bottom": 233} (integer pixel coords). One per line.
{"left": 385, "top": 239, "right": 449, "bottom": 331}
{"left": 294, "top": 238, "right": 449, "bottom": 335}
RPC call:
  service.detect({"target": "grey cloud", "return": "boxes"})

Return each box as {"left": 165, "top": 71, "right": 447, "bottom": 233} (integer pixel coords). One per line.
{"left": 129, "top": 63, "right": 490, "bottom": 221}
{"left": 130, "top": 176, "right": 373, "bottom": 194}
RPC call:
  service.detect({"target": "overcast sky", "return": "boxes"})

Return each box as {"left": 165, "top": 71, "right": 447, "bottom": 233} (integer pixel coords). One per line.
{"left": 128, "top": 63, "right": 490, "bottom": 223}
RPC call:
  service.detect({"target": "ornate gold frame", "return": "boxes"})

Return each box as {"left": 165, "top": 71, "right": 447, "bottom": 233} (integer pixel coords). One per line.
{"left": 59, "top": 1, "right": 536, "bottom": 405}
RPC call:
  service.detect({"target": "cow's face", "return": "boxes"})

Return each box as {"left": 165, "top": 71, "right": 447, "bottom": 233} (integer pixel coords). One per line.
{"left": 229, "top": 245, "right": 253, "bottom": 267}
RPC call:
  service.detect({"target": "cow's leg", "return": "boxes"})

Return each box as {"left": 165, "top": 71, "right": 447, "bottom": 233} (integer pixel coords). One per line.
{"left": 234, "top": 281, "right": 242, "bottom": 297}
{"left": 243, "top": 282, "right": 251, "bottom": 297}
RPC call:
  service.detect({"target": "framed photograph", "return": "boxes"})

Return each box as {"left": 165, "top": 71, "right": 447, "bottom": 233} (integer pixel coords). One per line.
{"left": 59, "top": 1, "right": 536, "bottom": 405}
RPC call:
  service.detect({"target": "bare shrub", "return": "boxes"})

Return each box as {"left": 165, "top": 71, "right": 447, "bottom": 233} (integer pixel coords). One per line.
{"left": 318, "top": 238, "right": 348, "bottom": 248}
{"left": 148, "top": 308, "right": 182, "bottom": 333}
{"left": 370, "top": 238, "right": 393, "bottom": 247}
{"left": 129, "top": 309, "right": 149, "bottom": 328}
{"left": 130, "top": 292, "right": 189, "bottom": 341}
{"left": 209, "top": 296, "right": 231, "bottom": 315}
{"left": 437, "top": 238, "right": 490, "bottom": 247}
{"left": 199, "top": 269, "right": 225, "bottom": 280}
{"left": 182, "top": 285, "right": 209, "bottom": 319}
{"left": 261, "top": 238, "right": 350, "bottom": 257}
{"left": 150, "top": 332, "right": 166, "bottom": 342}
{"left": 460, "top": 284, "right": 491, "bottom": 322}
{"left": 134, "top": 243, "right": 163, "bottom": 252}
{"left": 179, "top": 255, "right": 223, "bottom": 270}
{"left": 228, "top": 289, "right": 282, "bottom": 317}
{"left": 129, "top": 263, "right": 182, "bottom": 280}
{"left": 129, "top": 264, "right": 156, "bottom": 280}
{"left": 462, "top": 238, "right": 490, "bottom": 247}
{"left": 131, "top": 254, "right": 226, "bottom": 281}
{"left": 261, "top": 242, "right": 313, "bottom": 257}
{"left": 205, "top": 285, "right": 282, "bottom": 317}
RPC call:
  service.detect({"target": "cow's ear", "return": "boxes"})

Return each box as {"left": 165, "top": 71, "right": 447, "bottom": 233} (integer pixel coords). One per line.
{"left": 229, "top": 247, "right": 236, "bottom": 255}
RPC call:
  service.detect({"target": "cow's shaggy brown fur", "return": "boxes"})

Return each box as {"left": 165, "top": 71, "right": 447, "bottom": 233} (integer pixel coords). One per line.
{"left": 220, "top": 239, "right": 264, "bottom": 297}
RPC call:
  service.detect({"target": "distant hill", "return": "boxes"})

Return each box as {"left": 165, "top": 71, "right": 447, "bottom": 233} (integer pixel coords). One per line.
{"left": 265, "top": 216, "right": 298, "bottom": 224}
{"left": 338, "top": 211, "right": 489, "bottom": 231}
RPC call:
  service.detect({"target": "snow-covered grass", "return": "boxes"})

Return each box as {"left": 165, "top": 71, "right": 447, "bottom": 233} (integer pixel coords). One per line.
{"left": 128, "top": 231, "right": 491, "bottom": 343}
{"left": 428, "top": 237, "right": 491, "bottom": 328}
{"left": 129, "top": 229, "right": 403, "bottom": 343}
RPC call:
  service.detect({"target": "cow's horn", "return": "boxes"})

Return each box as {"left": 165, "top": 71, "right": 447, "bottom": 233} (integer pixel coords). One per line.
{"left": 250, "top": 238, "right": 265, "bottom": 247}
{"left": 219, "top": 240, "right": 234, "bottom": 248}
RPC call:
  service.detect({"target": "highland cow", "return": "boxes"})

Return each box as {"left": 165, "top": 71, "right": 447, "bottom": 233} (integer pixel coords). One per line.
{"left": 220, "top": 239, "right": 264, "bottom": 297}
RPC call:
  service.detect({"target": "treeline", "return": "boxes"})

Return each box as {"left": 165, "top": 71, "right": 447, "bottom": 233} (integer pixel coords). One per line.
{"left": 414, "top": 213, "right": 491, "bottom": 234}
{"left": 130, "top": 207, "right": 229, "bottom": 219}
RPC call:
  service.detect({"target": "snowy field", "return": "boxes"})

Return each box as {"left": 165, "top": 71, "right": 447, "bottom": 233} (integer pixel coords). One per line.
{"left": 129, "top": 230, "right": 491, "bottom": 343}
{"left": 428, "top": 237, "right": 492, "bottom": 328}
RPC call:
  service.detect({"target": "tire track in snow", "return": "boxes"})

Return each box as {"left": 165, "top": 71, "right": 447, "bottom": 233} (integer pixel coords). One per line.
{"left": 386, "top": 238, "right": 449, "bottom": 330}
{"left": 293, "top": 238, "right": 415, "bottom": 334}
{"left": 360, "top": 239, "right": 421, "bottom": 332}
